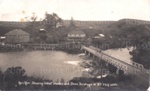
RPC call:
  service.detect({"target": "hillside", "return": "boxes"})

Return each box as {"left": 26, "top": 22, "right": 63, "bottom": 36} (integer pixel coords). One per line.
{"left": 0, "top": 21, "right": 31, "bottom": 28}
{"left": 63, "top": 20, "right": 115, "bottom": 29}
{"left": 0, "top": 18, "right": 150, "bottom": 37}
{"left": 0, "top": 20, "right": 115, "bottom": 36}
{"left": 97, "top": 19, "right": 150, "bottom": 39}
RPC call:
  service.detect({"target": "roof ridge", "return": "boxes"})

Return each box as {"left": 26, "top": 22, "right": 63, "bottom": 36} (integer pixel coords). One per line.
{"left": 5, "top": 29, "right": 29, "bottom": 35}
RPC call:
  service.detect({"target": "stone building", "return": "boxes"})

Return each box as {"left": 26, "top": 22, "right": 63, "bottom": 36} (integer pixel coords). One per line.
{"left": 67, "top": 30, "right": 86, "bottom": 42}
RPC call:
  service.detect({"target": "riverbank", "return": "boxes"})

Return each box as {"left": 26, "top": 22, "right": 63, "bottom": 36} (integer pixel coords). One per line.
{"left": 0, "top": 43, "right": 83, "bottom": 53}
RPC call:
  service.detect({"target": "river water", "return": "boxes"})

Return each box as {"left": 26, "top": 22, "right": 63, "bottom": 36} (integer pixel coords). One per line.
{"left": 0, "top": 47, "right": 133, "bottom": 82}
{"left": 102, "top": 47, "right": 133, "bottom": 64}
{"left": 0, "top": 51, "right": 84, "bottom": 82}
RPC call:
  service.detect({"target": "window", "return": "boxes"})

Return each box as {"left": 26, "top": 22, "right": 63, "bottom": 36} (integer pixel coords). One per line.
{"left": 76, "top": 34, "right": 79, "bottom": 37}
{"left": 71, "top": 34, "right": 75, "bottom": 36}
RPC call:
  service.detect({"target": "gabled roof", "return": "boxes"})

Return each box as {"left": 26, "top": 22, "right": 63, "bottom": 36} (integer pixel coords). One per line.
{"left": 39, "top": 28, "right": 46, "bottom": 31}
{"left": 5, "top": 29, "right": 30, "bottom": 36}
{"left": 0, "top": 36, "right": 6, "bottom": 39}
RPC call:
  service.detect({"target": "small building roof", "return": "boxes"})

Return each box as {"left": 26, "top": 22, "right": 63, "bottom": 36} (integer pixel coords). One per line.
{"left": 99, "top": 34, "right": 105, "bottom": 37}
{"left": 0, "top": 36, "right": 5, "bottom": 39}
{"left": 39, "top": 28, "right": 46, "bottom": 32}
{"left": 39, "top": 29, "right": 45, "bottom": 31}
{"left": 5, "top": 29, "right": 30, "bottom": 36}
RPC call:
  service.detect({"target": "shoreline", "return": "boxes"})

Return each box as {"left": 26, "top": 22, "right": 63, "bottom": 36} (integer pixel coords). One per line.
{"left": 0, "top": 43, "right": 83, "bottom": 54}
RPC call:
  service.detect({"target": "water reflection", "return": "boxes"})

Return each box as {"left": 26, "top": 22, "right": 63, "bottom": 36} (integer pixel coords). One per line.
{"left": 102, "top": 47, "right": 133, "bottom": 64}
{"left": 0, "top": 51, "right": 84, "bottom": 82}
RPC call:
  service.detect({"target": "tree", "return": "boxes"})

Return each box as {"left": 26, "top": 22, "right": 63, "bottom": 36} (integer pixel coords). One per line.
{"left": 43, "top": 12, "right": 63, "bottom": 31}
{"left": 24, "top": 13, "right": 39, "bottom": 38}
{"left": 81, "top": 58, "right": 107, "bottom": 78}
{"left": 125, "top": 25, "right": 150, "bottom": 69}
{"left": 0, "top": 68, "right": 3, "bottom": 89}
{"left": 69, "top": 17, "right": 76, "bottom": 27}
{"left": 4, "top": 66, "right": 27, "bottom": 89}
{"left": 130, "top": 47, "right": 150, "bottom": 69}
{"left": 29, "top": 13, "right": 38, "bottom": 31}
{"left": 40, "top": 34, "right": 48, "bottom": 42}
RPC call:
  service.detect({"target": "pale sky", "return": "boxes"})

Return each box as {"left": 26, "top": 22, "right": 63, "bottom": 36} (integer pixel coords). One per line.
{"left": 0, "top": 0, "right": 150, "bottom": 21}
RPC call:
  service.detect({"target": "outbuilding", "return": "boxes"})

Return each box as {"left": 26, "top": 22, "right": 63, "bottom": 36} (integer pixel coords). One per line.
{"left": 5, "top": 29, "right": 30, "bottom": 44}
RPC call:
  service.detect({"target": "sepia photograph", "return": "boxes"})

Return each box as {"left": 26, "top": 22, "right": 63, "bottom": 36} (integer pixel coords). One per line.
{"left": 0, "top": 0, "right": 150, "bottom": 91}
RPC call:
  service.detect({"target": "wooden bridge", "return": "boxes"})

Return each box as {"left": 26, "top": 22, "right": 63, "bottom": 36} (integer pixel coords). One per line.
{"left": 81, "top": 45, "right": 150, "bottom": 75}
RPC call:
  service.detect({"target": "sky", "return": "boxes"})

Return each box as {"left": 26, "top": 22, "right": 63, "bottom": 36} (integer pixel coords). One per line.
{"left": 0, "top": 0, "right": 150, "bottom": 21}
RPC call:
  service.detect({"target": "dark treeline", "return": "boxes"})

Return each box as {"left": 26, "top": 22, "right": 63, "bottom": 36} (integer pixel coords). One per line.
{"left": 0, "top": 66, "right": 85, "bottom": 90}
{"left": 0, "top": 66, "right": 148, "bottom": 90}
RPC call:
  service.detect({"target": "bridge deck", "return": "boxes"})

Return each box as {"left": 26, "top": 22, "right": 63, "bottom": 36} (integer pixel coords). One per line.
{"left": 82, "top": 46, "right": 150, "bottom": 75}
{"left": 102, "top": 48, "right": 132, "bottom": 65}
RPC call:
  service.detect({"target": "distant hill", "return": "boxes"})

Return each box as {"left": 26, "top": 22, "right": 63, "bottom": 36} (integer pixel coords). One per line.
{"left": 0, "top": 21, "right": 31, "bottom": 28}
{"left": 98, "top": 19, "right": 150, "bottom": 37}
{"left": 0, "top": 19, "right": 150, "bottom": 36}
{"left": 0, "top": 18, "right": 149, "bottom": 29}
{"left": 118, "top": 18, "right": 150, "bottom": 25}
{"left": 107, "top": 19, "right": 150, "bottom": 28}
{"left": 0, "top": 20, "right": 116, "bottom": 29}
{"left": 0, "top": 20, "right": 115, "bottom": 36}
{"left": 63, "top": 20, "right": 115, "bottom": 29}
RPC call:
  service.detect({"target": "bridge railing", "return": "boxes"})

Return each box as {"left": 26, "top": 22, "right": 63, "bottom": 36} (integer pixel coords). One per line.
{"left": 132, "top": 62, "right": 144, "bottom": 70}
{"left": 87, "top": 46, "right": 131, "bottom": 66}
{"left": 88, "top": 46, "right": 146, "bottom": 69}
{"left": 82, "top": 45, "right": 150, "bottom": 75}
{"left": 82, "top": 46, "right": 129, "bottom": 68}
